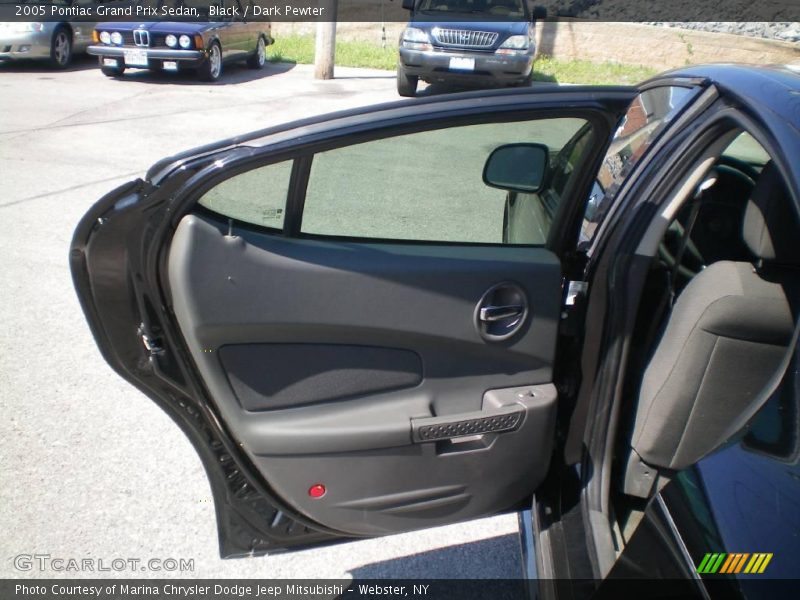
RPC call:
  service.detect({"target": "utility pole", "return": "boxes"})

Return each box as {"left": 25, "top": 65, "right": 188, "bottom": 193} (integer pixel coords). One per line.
{"left": 314, "top": 0, "right": 338, "bottom": 80}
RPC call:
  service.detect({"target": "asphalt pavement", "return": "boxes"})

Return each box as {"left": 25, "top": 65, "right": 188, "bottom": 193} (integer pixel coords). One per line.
{"left": 0, "top": 56, "right": 521, "bottom": 580}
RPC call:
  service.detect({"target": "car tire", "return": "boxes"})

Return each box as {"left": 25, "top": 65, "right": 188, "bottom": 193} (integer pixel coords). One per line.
{"left": 99, "top": 58, "right": 126, "bottom": 77}
{"left": 247, "top": 36, "right": 267, "bottom": 70}
{"left": 516, "top": 67, "right": 534, "bottom": 87}
{"left": 397, "top": 64, "right": 418, "bottom": 97}
{"left": 198, "top": 42, "right": 223, "bottom": 82}
{"left": 50, "top": 27, "right": 72, "bottom": 69}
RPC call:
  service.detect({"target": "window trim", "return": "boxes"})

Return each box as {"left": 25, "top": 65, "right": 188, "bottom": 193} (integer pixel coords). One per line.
{"left": 283, "top": 155, "right": 312, "bottom": 236}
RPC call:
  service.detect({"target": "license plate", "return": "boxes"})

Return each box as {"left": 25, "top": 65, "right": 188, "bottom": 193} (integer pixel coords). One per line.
{"left": 449, "top": 57, "right": 475, "bottom": 71}
{"left": 162, "top": 61, "right": 178, "bottom": 71}
{"left": 123, "top": 49, "right": 148, "bottom": 67}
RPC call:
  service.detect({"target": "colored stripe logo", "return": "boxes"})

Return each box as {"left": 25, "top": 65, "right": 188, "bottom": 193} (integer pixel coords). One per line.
{"left": 696, "top": 553, "right": 773, "bottom": 574}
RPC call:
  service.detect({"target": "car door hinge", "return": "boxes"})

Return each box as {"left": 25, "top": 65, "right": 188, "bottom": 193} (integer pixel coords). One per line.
{"left": 565, "top": 280, "right": 588, "bottom": 307}
{"left": 138, "top": 322, "right": 164, "bottom": 356}
{"left": 560, "top": 280, "right": 588, "bottom": 338}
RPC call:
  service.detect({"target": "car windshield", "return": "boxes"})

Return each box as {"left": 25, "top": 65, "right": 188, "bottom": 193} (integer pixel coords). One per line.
{"left": 416, "top": 0, "right": 526, "bottom": 18}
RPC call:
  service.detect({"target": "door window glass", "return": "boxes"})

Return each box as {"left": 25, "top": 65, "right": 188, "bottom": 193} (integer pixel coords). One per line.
{"left": 197, "top": 160, "right": 292, "bottom": 230}
{"left": 301, "top": 118, "right": 589, "bottom": 244}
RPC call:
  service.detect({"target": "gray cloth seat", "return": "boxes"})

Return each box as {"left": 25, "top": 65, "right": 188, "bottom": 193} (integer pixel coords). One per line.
{"left": 629, "top": 162, "right": 799, "bottom": 476}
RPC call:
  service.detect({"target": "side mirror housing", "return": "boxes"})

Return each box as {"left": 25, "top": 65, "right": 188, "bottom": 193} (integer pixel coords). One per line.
{"left": 483, "top": 143, "right": 549, "bottom": 194}
{"left": 402, "top": 0, "right": 415, "bottom": 11}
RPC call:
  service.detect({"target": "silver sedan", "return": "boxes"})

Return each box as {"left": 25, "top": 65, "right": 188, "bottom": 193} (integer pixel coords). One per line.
{"left": 0, "top": 21, "right": 95, "bottom": 68}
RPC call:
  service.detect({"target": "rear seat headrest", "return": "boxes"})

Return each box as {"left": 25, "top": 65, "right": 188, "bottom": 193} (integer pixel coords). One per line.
{"left": 743, "top": 161, "right": 800, "bottom": 265}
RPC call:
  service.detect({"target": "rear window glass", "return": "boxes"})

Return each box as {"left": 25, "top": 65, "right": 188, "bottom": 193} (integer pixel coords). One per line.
{"left": 416, "top": 0, "right": 526, "bottom": 17}
{"left": 197, "top": 160, "right": 292, "bottom": 230}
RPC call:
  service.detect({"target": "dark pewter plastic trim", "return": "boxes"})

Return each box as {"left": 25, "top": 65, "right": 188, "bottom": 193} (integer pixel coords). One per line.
{"left": 411, "top": 406, "right": 524, "bottom": 442}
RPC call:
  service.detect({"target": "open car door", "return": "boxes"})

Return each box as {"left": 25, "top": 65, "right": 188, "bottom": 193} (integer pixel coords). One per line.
{"left": 70, "top": 87, "right": 636, "bottom": 557}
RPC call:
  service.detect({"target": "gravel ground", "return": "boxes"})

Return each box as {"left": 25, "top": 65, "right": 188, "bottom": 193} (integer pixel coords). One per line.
{"left": 0, "top": 57, "right": 521, "bottom": 580}
{"left": 547, "top": 0, "right": 800, "bottom": 32}
{"left": 644, "top": 22, "right": 800, "bottom": 43}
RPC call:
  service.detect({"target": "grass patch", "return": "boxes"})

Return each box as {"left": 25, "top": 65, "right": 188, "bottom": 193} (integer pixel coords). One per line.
{"left": 269, "top": 35, "right": 397, "bottom": 71}
{"left": 268, "top": 35, "right": 657, "bottom": 85}
{"left": 532, "top": 56, "right": 658, "bottom": 85}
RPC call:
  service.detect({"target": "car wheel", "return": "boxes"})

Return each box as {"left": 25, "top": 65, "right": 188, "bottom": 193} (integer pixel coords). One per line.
{"left": 99, "top": 57, "right": 125, "bottom": 77}
{"left": 198, "top": 42, "right": 222, "bottom": 82}
{"left": 50, "top": 27, "right": 72, "bottom": 69}
{"left": 396, "top": 64, "right": 418, "bottom": 97}
{"left": 516, "top": 67, "right": 534, "bottom": 87}
{"left": 247, "top": 36, "right": 267, "bottom": 70}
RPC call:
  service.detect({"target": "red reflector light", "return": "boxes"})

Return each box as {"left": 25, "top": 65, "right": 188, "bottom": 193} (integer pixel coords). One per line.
{"left": 308, "top": 484, "right": 326, "bottom": 498}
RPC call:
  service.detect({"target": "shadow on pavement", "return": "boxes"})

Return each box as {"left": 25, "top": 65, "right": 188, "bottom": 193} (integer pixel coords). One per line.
{"left": 531, "top": 72, "right": 558, "bottom": 84}
{"left": 0, "top": 55, "right": 298, "bottom": 85}
{"left": 332, "top": 73, "right": 396, "bottom": 80}
{"left": 348, "top": 533, "right": 521, "bottom": 579}
{"left": 97, "top": 60, "right": 297, "bottom": 86}
{"left": 0, "top": 54, "right": 97, "bottom": 73}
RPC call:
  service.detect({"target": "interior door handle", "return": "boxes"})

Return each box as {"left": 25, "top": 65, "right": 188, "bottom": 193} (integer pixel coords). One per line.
{"left": 479, "top": 304, "right": 525, "bottom": 322}
{"left": 475, "top": 282, "right": 529, "bottom": 341}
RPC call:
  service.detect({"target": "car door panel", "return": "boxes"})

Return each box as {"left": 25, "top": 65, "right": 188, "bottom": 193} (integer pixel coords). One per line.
{"left": 215, "top": 22, "right": 235, "bottom": 60}
{"left": 167, "top": 212, "right": 561, "bottom": 534}
{"left": 249, "top": 384, "right": 556, "bottom": 536}
{"left": 226, "top": 0, "right": 249, "bottom": 57}
{"left": 219, "top": 343, "right": 424, "bottom": 412}
{"left": 71, "top": 87, "right": 638, "bottom": 556}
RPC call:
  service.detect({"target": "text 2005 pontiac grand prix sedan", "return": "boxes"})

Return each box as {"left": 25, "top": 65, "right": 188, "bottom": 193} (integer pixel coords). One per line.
{"left": 71, "top": 65, "right": 800, "bottom": 598}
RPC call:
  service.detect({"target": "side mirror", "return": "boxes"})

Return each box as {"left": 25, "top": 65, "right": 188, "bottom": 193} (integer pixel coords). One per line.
{"left": 402, "top": 0, "right": 415, "bottom": 10}
{"left": 483, "top": 143, "right": 549, "bottom": 194}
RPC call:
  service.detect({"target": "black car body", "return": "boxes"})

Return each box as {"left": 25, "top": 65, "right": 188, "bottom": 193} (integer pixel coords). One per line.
{"left": 70, "top": 65, "right": 800, "bottom": 598}
{"left": 396, "top": 0, "right": 541, "bottom": 96}
{"left": 87, "top": 0, "right": 272, "bottom": 81}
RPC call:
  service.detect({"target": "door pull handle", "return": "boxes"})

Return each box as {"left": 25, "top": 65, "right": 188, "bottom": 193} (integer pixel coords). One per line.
{"left": 479, "top": 304, "right": 524, "bottom": 322}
